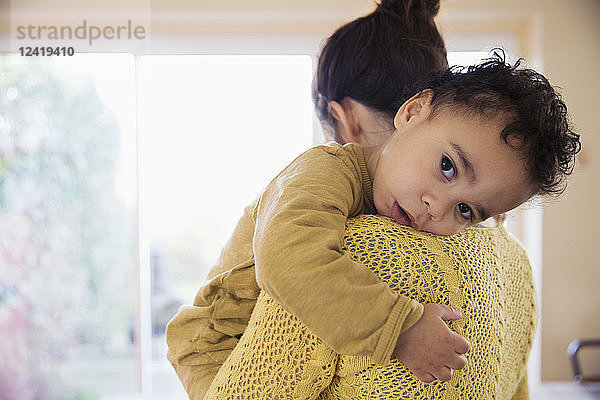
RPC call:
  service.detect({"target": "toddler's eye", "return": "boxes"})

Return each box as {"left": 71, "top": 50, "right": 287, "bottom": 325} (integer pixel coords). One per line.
{"left": 458, "top": 203, "right": 473, "bottom": 221}
{"left": 441, "top": 156, "right": 455, "bottom": 180}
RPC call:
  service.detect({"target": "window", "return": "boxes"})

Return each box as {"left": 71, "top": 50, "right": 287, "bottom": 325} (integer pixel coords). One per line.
{"left": 0, "top": 54, "right": 138, "bottom": 399}
{"left": 0, "top": 52, "right": 314, "bottom": 399}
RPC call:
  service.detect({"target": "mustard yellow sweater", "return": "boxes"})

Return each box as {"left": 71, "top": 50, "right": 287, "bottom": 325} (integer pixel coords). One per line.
{"left": 166, "top": 143, "right": 424, "bottom": 398}
{"left": 205, "top": 215, "right": 537, "bottom": 399}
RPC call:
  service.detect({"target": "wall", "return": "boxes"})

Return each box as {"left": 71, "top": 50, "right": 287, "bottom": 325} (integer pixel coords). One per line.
{"left": 527, "top": 0, "right": 599, "bottom": 382}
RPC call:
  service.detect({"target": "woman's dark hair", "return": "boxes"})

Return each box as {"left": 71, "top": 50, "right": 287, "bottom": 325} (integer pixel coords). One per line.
{"left": 421, "top": 50, "right": 582, "bottom": 197}
{"left": 313, "top": 0, "right": 448, "bottom": 136}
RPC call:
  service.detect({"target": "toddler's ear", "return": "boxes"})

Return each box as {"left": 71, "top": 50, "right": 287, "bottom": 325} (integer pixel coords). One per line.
{"left": 393, "top": 89, "right": 434, "bottom": 130}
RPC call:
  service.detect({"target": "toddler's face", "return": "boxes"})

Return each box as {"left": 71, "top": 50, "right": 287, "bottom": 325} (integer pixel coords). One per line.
{"left": 368, "top": 98, "right": 533, "bottom": 235}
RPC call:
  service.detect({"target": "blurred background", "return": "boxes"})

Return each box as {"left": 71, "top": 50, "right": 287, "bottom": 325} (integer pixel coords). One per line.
{"left": 0, "top": 0, "right": 598, "bottom": 399}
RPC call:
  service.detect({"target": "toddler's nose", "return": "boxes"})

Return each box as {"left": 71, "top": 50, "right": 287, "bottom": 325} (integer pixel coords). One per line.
{"left": 422, "top": 195, "right": 451, "bottom": 222}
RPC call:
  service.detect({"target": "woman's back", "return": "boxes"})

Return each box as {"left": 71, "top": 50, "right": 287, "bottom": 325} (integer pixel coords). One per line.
{"left": 206, "top": 215, "right": 536, "bottom": 399}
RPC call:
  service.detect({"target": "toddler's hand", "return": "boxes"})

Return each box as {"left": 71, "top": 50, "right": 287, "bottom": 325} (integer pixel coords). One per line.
{"left": 393, "top": 303, "right": 469, "bottom": 383}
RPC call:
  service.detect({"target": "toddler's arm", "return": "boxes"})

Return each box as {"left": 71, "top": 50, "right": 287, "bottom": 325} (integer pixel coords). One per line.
{"left": 253, "top": 145, "right": 423, "bottom": 365}
{"left": 166, "top": 261, "right": 259, "bottom": 399}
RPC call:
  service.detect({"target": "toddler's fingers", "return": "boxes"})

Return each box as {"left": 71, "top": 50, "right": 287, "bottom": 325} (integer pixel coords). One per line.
{"left": 434, "top": 303, "right": 462, "bottom": 321}
{"left": 433, "top": 366, "right": 453, "bottom": 382}
{"left": 453, "top": 332, "right": 470, "bottom": 354}
{"left": 415, "top": 372, "right": 436, "bottom": 384}
{"left": 447, "top": 354, "right": 467, "bottom": 371}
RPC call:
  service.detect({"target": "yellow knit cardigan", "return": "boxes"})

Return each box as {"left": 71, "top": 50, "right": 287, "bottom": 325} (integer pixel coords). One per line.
{"left": 205, "top": 215, "right": 537, "bottom": 399}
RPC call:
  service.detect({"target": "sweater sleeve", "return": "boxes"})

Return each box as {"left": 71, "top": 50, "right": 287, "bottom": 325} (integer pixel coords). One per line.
{"left": 510, "top": 372, "right": 529, "bottom": 400}
{"left": 204, "top": 291, "right": 339, "bottom": 399}
{"left": 253, "top": 146, "right": 423, "bottom": 365}
{"left": 166, "top": 261, "right": 260, "bottom": 400}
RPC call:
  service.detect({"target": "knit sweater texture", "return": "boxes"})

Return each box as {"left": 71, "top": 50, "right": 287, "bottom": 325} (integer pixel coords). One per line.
{"left": 205, "top": 215, "right": 537, "bottom": 399}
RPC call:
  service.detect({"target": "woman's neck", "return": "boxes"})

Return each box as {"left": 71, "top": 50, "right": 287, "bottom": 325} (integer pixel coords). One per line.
{"left": 348, "top": 100, "right": 394, "bottom": 146}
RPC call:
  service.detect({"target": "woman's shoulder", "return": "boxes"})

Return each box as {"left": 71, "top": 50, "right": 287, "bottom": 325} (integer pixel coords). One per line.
{"left": 340, "top": 214, "right": 536, "bottom": 400}
{"left": 345, "top": 214, "right": 527, "bottom": 256}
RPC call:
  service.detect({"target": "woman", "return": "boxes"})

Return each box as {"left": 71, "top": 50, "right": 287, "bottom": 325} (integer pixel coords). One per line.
{"left": 167, "top": 1, "right": 536, "bottom": 398}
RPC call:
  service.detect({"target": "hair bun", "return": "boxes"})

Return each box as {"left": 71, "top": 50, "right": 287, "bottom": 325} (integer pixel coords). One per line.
{"left": 378, "top": 0, "right": 441, "bottom": 20}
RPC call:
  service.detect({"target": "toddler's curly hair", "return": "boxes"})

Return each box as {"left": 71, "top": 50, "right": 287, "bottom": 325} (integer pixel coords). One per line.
{"left": 421, "top": 50, "right": 581, "bottom": 197}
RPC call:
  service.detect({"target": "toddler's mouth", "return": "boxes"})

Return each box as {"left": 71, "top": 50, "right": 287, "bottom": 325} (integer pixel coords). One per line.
{"left": 391, "top": 201, "right": 414, "bottom": 228}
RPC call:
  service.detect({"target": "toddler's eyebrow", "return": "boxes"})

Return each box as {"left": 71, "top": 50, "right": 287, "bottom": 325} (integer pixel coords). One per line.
{"left": 450, "top": 142, "right": 475, "bottom": 183}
